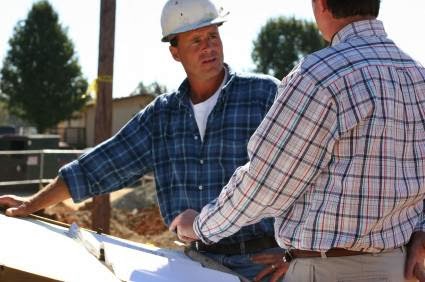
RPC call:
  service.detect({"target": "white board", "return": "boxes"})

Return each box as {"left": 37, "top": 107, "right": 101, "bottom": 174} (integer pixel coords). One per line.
{"left": 0, "top": 214, "right": 238, "bottom": 282}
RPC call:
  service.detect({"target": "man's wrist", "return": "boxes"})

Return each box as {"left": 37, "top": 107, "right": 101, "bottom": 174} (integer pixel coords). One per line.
{"left": 192, "top": 215, "right": 214, "bottom": 244}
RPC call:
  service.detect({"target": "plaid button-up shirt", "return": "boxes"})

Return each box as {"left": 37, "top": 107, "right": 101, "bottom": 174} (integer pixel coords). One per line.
{"left": 59, "top": 66, "right": 279, "bottom": 244}
{"left": 194, "top": 20, "right": 425, "bottom": 252}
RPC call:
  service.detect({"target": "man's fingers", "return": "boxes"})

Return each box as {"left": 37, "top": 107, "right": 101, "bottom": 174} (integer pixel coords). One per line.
{"left": 405, "top": 253, "right": 416, "bottom": 279}
{"left": 414, "top": 263, "right": 425, "bottom": 282}
{"left": 171, "top": 216, "right": 196, "bottom": 242}
{"left": 5, "top": 207, "right": 20, "bottom": 217}
{"left": 253, "top": 262, "right": 289, "bottom": 282}
{"left": 0, "top": 195, "right": 21, "bottom": 208}
{"left": 253, "top": 265, "right": 274, "bottom": 281}
{"left": 176, "top": 230, "right": 195, "bottom": 242}
{"left": 169, "top": 209, "right": 199, "bottom": 242}
{"left": 5, "top": 204, "right": 31, "bottom": 217}
{"left": 179, "top": 234, "right": 197, "bottom": 243}
{"left": 251, "top": 252, "right": 288, "bottom": 282}
{"left": 270, "top": 266, "right": 288, "bottom": 282}
{"left": 405, "top": 232, "right": 425, "bottom": 280}
{"left": 0, "top": 195, "right": 30, "bottom": 217}
{"left": 176, "top": 226, "right": 198, "bottom": 242}
{"left": 169, "top": 215, "right": 180, "bottom": 232}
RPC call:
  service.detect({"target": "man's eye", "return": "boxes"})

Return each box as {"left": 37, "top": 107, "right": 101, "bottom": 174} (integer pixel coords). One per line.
{"left": 192, "top": 38, "right": 201, "bottom": 44}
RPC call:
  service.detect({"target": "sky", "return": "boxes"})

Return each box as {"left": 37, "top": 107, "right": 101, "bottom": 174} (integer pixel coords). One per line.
{"left": 1, "top": 1, "right": 424, "bottom": 98}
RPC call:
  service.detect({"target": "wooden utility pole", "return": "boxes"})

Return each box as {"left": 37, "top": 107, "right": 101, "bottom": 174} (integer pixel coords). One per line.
{"left": 92, "top": 0, "right": 116, "bottom": 234}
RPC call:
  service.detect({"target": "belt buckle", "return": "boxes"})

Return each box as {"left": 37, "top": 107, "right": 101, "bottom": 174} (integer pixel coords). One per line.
{"left": 283, "top": 249, "right": 293, "bottom": 263}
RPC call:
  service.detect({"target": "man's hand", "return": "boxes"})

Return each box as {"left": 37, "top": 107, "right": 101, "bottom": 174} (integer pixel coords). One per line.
{"left": 405, "top": 231, "right": 425, "bottom": 281}
{"left": 169, "top": 209, "right": 200, "bottom": 243}
{"left": 251, "top": 252, "right": 289, "bottom": 282}
{"left": 0, "top": 177, "right": 71, "bottom": 218}
{"left": 0, "top": 194, "right": 33, "bottom": 217}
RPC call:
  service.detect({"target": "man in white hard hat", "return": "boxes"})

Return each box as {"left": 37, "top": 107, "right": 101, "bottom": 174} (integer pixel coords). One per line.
{"left": 170, "top": 0, "right": 425, "bottom": 281}
{"left": 0, "top": 0, "right": 282, "bottom": 280}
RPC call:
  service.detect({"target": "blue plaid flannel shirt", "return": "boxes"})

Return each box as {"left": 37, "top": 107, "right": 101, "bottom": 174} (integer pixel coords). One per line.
{"left": 59, "top": 65, "right": 279, "bottom": 244}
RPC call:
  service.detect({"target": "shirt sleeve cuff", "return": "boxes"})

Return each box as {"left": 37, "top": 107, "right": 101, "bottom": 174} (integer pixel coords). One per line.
{"left": 58, "top": 160, "right": 91, "bottom": 203}
{"left": 414, "top": 225, "right": 425, "bottom": 233}
{"left": 414, "top": 204, "right": 425, "bottom": 232}
{"left": 193, "top": 215, "right": 214, "bottom": 245}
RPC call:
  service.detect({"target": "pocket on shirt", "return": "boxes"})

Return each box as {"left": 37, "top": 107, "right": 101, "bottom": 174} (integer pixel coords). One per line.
{"left": 221, "top": 138, "right": 249, "bottom": 158}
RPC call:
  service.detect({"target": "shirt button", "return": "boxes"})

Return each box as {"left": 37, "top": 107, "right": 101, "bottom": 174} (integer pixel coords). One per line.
{"left": 200, "top": 159, "right": 204, "bottom": 164}
{"left": 198, "top": 185, "right": 203, "bottom": 190}
{"left": 194, "top": 135, "right": 198, "bottom": 140}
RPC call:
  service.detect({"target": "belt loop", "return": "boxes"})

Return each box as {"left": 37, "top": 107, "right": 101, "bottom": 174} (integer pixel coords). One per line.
{"left": 240, "top": 241, "right": 246, "bottom": 255}
{"left": 320, "top": 251, "right": 327, "bottom": 259}
{"left": 401, "top": 245, "right": 406, "bottom": 254}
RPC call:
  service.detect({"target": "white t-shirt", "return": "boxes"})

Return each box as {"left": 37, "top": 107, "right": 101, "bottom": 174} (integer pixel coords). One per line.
{"left": 191, "top": 71, "right": 228, "bottom": 141}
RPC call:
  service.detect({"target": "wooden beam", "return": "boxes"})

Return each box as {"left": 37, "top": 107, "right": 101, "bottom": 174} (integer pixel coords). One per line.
{"left": 92, "top": 0, "right": 116, "bottom": 234}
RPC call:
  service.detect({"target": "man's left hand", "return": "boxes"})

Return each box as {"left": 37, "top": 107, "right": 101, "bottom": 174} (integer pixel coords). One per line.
{"left": 251, "top": 252, "right": 289, "bottom": 282}
{"left": 169, "top": 209, "right": 200, "bottom": 243}
{"left": 405, "top": 231, "right": 425, "bottom": 281}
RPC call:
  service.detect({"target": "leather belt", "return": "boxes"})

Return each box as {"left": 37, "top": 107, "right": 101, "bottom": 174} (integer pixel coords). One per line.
{"left": 284, "top": 248, "right": 377, "bottom": 262}
{"left": 190, "top": 236, "right": 278, "bottom": 255}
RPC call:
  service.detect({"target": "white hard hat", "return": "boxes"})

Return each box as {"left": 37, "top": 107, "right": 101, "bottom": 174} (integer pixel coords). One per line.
{"left": 160, "top": 0, "right": 228, "bottom": 42}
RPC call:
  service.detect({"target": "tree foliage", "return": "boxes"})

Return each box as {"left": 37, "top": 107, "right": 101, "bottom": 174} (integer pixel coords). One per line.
{"left": 0, "top": 1, "right": 88, "bottom": 133}
{"left": 131, "top": 81, "right": 168, "bottom": 97}
{"left": 0, "top": 99, "right": 8, "bottom": 125}
{"left": 252, "top": 17, "right": 326, "bottom": 79}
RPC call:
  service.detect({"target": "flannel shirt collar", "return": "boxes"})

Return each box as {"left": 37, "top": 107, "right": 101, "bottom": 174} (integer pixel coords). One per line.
{"left": 174, "top": 63, "right": 235, "bottom": 110}
{"left": 331, "top": 19, "right": 387, "bottom": 46}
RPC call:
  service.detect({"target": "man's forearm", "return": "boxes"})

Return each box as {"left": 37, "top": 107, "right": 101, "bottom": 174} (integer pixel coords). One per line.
{"left": 6, "top": 176, "right": 73, "bottom": 217}
{"left": 28, "top": 176, "right": 71, "bottom": 211}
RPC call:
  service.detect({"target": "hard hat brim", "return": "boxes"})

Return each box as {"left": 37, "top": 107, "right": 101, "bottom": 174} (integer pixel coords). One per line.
{"left": 161, "top": 16, "right": 227, "bottom": 42}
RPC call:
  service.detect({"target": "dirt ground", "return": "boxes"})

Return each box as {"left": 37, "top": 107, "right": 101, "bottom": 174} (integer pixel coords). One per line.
{"left": 40, "top": 178, "right": 183, "bottom": 250}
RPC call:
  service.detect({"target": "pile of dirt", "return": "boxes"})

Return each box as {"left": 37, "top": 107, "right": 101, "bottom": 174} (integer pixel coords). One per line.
{"left": 41, "top": 179, "right": 183, "bottom": 250}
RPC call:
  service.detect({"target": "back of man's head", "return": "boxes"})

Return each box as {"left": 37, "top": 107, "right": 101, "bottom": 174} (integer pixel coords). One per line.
{"left": 326, "top": 0, "right": 380, "bottom": 18}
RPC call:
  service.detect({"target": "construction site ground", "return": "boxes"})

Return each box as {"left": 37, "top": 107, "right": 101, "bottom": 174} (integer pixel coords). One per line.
{"left": 41, "top": 178, "right": 183, "bottom": 251}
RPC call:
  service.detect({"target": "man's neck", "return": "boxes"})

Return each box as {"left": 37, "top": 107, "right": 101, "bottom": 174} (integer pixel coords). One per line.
{"left": 188, "top": 69, "right": 225, "bottom": 105}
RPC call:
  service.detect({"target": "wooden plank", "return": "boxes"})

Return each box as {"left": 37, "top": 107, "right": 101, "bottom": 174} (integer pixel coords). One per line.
{"left": 92, "top": 0, "right": 116, "bottom": 234}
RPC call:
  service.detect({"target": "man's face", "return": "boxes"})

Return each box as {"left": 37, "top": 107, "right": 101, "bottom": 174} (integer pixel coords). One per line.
{"left": 169, "top": 25, "right": 224, "bottom": 82}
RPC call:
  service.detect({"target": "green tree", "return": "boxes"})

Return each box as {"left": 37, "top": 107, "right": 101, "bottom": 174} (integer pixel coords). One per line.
{"left": 131, "top": 81, "right": 167, "bottom": 97}
{"left": 252, "top": 17, "right": 326, "bottom": 79}
{"left": 0, "top": 1, "right": 88, "bottom": 133}
{"left": 0, "top": 98, "right": 8, "bottom": 125}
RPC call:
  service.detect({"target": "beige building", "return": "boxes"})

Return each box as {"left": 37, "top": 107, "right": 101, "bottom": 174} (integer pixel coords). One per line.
{"left": 56, "top": 93, "right": 155, "bottom": 148}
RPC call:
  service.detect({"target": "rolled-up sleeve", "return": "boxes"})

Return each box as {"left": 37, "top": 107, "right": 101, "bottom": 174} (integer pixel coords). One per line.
{"left": 59, "top": 103, "right": 155, "bottom": 203}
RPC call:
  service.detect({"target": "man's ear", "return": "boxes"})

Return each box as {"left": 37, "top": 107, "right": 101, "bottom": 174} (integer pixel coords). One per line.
{"left": 169, "top": 46, "right": 181, "bottom": 62}
{"left": 316, "top": 0, "right": 328, "bottom": 13}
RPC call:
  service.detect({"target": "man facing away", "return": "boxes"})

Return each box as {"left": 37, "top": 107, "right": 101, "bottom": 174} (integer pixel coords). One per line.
{"left": 170, "top": 0, "right": 425, "bottom": 281}
{"left": 0, "top": 0, "right": 281, "bottom": 280}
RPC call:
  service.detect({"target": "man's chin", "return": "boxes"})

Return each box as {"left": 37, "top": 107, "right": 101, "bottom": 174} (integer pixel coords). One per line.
{"left": 200, "top": 63, "right": 223, "bottom": 75}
